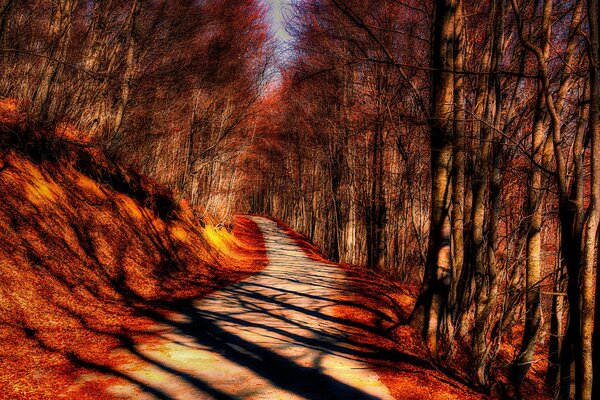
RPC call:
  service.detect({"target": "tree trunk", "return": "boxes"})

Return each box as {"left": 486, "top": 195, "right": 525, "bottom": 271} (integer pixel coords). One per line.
{"left": 329, "top": 142, "right": 344, "bottom": 262}
{"left": 0, "top": 0, "right": 15, "bottom": 57}
{"left": 411, "top": 0, "right": 458, "bottom": 355}
{"left": 509, "top": 0, "right": 555, "bottom": 385}
{"left": 585, "top": 1, "right": 600, "bottom": 399}
{"left": 510, "top": 91, "right": 545, "bottom": 384}
{"left": 367, "top": 119, "right": 386, "bottom": 270}
{"left": 31, "top": 0, "right": 78, "bottom": 122}
{"left": 449, "top": 0, "right": 465, "bottom": 333}
{"left": 467, "top": 2, "right": 503, "bottom": 386}
{"left": 547, "top": 256, "right": 563, "bottom": 386}
{"left": 109, "top": 0, "right": 140, "bottom": 150}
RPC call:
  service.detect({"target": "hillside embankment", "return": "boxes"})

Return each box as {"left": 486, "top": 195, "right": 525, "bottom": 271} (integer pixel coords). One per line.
{"left": 0, "top": 99, "right": 267, "bottom": 399}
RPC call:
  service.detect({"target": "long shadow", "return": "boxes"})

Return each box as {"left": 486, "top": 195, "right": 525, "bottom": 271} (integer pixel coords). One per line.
{"left": 195, "top": 283, "right": 409, "bottom": 360}
{"left": 176, "top": 300, "right": 433, "bottom": 371}
{"left": 50, "top": 301, "right": 237, "bottom": 400}
{"left": 169, "top": 305, "right": 385, "bottom": 400}
{"left": 259, "top": 271, "right": 406, "bottom": 317}
{"left": 236, "top": 280, "right": 396, "bottom": 323}
{"left": 116, "top": 335, "right": 240, "bottom": 400}
{"left": 219, "top": 284, "right": 383, "bottom": 334}
{"left": 267, "top": 270, "right": 396, "bottom": 299}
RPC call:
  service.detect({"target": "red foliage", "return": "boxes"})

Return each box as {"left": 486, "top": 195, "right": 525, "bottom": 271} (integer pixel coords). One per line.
{"left": 0, "top": 118, "right": 267, "bottom": 398}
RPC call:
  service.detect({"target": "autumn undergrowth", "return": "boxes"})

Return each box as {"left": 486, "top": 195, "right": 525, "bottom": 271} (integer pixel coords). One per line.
{"left": 0, "top": 99, "right": 267, "bottom": 399}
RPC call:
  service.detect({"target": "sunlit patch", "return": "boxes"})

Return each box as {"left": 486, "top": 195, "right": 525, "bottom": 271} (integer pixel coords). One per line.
{"left": 0, "top": 98, "right": 24, "bottom": 124}
{"left": 170, "top": 225, "right": 188, "bottom": 242}
{"left": 15, "top": 163, "right": 64, "bottom": 204}
{"left": 25, "top": 181, "right": 58, "bottom": 203}
{"left": 105, "top": 383, "right": 140, "bottom": 398}
{"left": 165, "top": 312, "right": 192, "bottom": 324}
{"left": 76, "top": 175, "right": 104, "bottom": 197}
{"left": 204, "top": 225, "right": 235, "bottom": 256}
{"left": 55, "top": 122, "right": 93, "bottom": 144}
{"left": 121, "top": 197, "right": 143, "bottom": 219}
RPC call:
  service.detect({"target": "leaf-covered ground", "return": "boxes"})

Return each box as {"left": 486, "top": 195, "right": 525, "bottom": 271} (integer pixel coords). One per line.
{"left": 0, "top": 100, "right": 267, "bottom": 399}
{"left": 276, "top": 220, "right": 552, "bottom": 400}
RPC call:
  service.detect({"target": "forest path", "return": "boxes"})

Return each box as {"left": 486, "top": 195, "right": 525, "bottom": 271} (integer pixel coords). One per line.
{"left": 78, "top": 217, "right": 394, "bottom": 399}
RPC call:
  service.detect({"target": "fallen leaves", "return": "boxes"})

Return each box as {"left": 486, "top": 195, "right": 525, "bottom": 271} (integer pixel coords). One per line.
{"left": 0, "top": 148, "right": 267, "bottom": 398}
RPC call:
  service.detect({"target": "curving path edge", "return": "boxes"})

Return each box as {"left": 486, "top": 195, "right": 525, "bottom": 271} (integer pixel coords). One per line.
{"left": 76, "top": 216, "right": 394, "bottom": 400}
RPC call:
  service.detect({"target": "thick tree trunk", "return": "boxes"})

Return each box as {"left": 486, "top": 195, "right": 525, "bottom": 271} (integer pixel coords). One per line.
{"left": 411, "top": 0, "right": 459, "bottom": 355}
{"left": 585, "top": 1, "right": 600, "bottom": 399}
{"left": 557, "top": 105, "right": 586, "bottom": 398}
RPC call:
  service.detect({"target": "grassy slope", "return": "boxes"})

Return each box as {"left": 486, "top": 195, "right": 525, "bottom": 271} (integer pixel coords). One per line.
{"left": 0, "top": 101, "right": 267, "bottom": 399}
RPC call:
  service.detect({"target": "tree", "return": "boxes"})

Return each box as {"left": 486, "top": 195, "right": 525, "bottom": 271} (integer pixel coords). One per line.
{"left": 411, "top": 0, "right": 461, "bottom": 355}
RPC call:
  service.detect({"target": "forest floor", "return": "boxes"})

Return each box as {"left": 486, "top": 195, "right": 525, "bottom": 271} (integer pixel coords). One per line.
{"left": 278, "top": 221, "right": 552, "bottom": 400}
{"left": 0, "top": 99, "right": 268, "bottom": 399}
{"left": 65, "top": 217, "right": 488, "bottom": 399}
{"left": 69, "top": 216, "right": 395, "bottom": 399}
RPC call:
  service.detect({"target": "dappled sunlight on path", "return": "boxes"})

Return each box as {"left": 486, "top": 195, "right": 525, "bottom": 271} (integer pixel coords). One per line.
{"left": 72, "top": 217, "right": 394, "bottom": 399}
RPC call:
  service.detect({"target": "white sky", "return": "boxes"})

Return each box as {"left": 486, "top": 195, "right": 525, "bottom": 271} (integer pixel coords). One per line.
{"left": 266, "top": 0, "right": 291, "bottom": 43}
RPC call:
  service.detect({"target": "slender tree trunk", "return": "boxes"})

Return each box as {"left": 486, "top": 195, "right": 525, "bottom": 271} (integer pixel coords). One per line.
{"left": 329, "top": 143, "right": 344, "bottom": 262}
{"left": 110, "top": 0, "right": 140, "bottom": 150}
{"left": 471, "top": 96, "right": 493, "bottom": 382}
{"left": 468, "top": 2, "right": 503, "bottom": 386}
{"left": 366, "top": 65, "right": 387, "bottom": 270}
{"left": 547, "top": 255, "right": 563, "bottom": 386}
{"left": 0, "top": 0, "right": 15, "bottom": 58}
{"left": 31, "top": 0, "right": 78, "bottom": 122}
{"left": 452, "top": 4, "right": 491, "bottom": 336}
{"left": 449, "top": 0, "right": 465, "bottom": 333}
{"left": 510, "top": 92, "right": 545, "bottom": 384}
{"left": 367, "top": 120, "right": 386, "bottom": 270}
{"left": 476, "top": 31, "right": 504, "bottom": 391}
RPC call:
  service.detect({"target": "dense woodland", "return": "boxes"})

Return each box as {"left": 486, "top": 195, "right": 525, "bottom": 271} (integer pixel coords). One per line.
{"left": 0, "top": 0, "right": 273, "bottom": 216}
{"left": 2, "top": 0, "right": 600, "bottom": 399}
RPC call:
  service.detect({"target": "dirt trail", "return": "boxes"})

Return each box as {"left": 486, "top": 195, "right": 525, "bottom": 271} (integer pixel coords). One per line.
{"left": 75, "top": 216, "right": 394, "bottom": 399}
